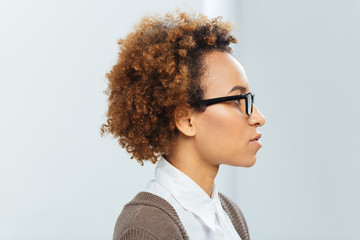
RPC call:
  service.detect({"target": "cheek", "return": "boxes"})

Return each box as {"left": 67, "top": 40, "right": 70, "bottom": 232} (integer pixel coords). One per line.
{"left": 196, "top": 106, "right": 248, "bottom": 159}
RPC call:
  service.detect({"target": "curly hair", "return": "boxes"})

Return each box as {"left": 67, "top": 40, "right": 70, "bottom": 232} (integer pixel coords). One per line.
{"left": 100, "top": 11, "right": 238, "bottom": 165}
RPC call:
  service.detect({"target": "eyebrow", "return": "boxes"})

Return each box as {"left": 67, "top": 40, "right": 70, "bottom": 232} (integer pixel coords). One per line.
{"left": 228, "top": 85, "right": 247, "bottom": 94}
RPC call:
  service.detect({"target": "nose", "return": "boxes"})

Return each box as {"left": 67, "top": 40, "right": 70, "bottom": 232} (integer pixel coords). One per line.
{"left": 248, "top": 104, "right": 265, "bottom": 127}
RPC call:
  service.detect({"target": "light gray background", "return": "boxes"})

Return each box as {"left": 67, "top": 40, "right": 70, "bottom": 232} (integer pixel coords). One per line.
{"left": 1, "top": 0, "right": 359, "bottom": 239}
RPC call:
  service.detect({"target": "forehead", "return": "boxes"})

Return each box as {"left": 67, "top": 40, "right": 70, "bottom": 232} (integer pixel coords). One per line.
{"left": 201, "top": 51, "right": 249, "bottom": 98}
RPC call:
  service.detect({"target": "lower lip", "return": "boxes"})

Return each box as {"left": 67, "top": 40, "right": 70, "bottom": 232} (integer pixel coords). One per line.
{"left": 250, "top": 140, "right": 262, "bottom": 149}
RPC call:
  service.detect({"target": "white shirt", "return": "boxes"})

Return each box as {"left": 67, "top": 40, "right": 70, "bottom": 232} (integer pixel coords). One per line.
{"left": 144, "top": 156, "right": 241, "bottom": 240}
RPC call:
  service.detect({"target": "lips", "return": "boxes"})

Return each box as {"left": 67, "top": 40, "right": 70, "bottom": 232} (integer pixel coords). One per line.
{"left": 250, "top": 133, "right": 262, "bottom": 141}
{"left": 250, "top": 133, "right": 262, "bottom": 149}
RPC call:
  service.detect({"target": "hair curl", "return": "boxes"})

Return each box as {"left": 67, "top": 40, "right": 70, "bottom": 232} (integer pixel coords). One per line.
{"left": 100, "top": 11, "right": 237, "bottom": 165}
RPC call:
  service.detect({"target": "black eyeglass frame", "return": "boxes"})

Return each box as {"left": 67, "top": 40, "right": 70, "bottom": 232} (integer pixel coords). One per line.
{"left": 197, "top": 92, "right": 255, "bottom": 115}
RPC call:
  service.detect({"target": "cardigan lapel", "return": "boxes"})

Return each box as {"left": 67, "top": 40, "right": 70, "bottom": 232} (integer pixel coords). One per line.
{"left": 219, "top": 192, "right": 250, "bottom": 240}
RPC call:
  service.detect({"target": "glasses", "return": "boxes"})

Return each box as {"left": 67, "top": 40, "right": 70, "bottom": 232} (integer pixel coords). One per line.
{"left": 197, "top": 92, "right": 255, "bottom": 115}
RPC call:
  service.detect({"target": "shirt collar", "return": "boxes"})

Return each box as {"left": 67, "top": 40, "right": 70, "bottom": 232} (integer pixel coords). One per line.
{"left": 154, "top": 155, "right": 220, "bottom": 229}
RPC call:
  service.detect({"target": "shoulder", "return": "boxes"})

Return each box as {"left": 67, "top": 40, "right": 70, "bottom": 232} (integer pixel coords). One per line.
{"left": 113, "top": 192, "right": 189, "bottom": 240}
{"left": 219, "top": 192, "right": 250, "bottom": 240}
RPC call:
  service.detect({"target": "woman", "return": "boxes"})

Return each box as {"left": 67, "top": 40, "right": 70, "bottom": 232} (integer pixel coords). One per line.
{"left": 101, "top": 11, "right": 265, "bottom": 240}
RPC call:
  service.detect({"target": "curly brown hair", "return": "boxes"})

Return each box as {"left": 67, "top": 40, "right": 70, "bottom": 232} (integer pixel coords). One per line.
{"left": 100, "top": 11, "right": 238, "bottom": 165}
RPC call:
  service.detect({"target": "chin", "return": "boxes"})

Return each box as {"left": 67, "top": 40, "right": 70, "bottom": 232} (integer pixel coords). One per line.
{"left": 230, "top": 155, "right": 257, "bottom": 168}
{"left": 243, "top": 159, "right": 256, "bottom": 168}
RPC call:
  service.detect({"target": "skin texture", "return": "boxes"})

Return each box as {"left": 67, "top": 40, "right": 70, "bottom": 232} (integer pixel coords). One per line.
{"left": 167, "top": 51, "right": 266, "bottom": 196}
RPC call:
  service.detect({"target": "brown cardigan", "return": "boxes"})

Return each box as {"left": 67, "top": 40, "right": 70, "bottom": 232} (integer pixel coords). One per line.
{"left": 113, "top": 191, "right": 250, "bottom": 240}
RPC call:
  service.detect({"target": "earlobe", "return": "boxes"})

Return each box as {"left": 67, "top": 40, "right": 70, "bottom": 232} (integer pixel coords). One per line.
{"left": 174, "top": 108, "right": 196, "bottom": 137}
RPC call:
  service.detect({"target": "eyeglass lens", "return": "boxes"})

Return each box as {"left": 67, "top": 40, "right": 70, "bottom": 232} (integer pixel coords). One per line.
{"left": 246, "top": 93, "right": 253, "bottom": 115}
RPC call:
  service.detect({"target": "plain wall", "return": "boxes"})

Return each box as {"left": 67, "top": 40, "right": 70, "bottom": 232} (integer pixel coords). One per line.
{"left": 230, "top": 0, "right": 360, "bottom": 239}
{"left": 0, "top": 1, "right": 203, "bottom": 239}
{"left": 1, "top": 0, "right": 359, "bottom": 239}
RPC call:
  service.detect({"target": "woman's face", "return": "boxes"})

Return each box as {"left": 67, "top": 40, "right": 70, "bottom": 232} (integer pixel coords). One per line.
{"left": 193, "top": 51, "right": 266, "bottom": 167}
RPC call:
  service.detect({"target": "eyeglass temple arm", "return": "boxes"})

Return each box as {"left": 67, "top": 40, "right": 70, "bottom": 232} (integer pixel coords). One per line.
{"left": 198, "top": 95, "right": 248, "bottom": 106}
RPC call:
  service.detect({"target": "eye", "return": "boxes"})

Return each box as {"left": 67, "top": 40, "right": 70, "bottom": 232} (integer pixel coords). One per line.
{"left": 234, "top": 99, "right": 241, "bottom": 104}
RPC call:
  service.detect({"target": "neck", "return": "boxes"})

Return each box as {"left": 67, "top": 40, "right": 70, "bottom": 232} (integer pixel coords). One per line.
{"left": 165, "top": 135, "right": 219, "bottom": 197}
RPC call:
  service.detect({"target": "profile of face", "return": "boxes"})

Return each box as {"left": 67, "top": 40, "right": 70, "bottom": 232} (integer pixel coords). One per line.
{"left": 190, "top": 51, "right": 266, "bottom": 168}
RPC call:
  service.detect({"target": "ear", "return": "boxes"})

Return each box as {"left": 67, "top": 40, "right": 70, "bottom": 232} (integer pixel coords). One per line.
{"left": 174, "top": 107, "right": 197, "bottom": 137}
